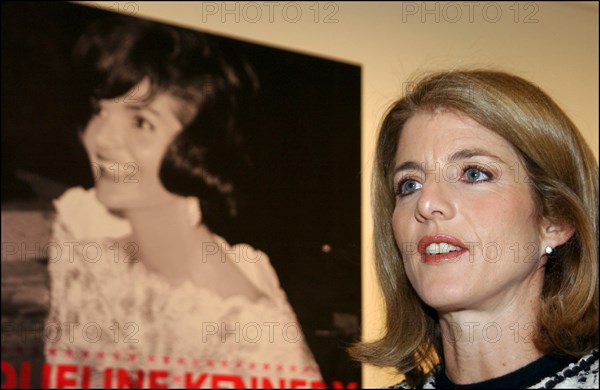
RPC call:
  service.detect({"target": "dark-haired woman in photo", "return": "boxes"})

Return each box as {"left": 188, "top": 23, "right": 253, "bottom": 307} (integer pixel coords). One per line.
{"left": 351, "top": 70, "right": 598, "bottom": 388}
{"left": 44, "top": 16, "right": 321, "bottom": 387}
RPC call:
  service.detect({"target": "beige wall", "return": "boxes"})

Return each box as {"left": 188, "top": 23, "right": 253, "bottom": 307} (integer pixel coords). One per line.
{"left": 83, "top": 1, "right": 598, "bottom": 387}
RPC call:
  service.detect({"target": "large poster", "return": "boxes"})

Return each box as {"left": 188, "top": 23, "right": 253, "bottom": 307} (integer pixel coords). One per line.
{"left": 1, "top": 2, "right": 361, "bottom": 388}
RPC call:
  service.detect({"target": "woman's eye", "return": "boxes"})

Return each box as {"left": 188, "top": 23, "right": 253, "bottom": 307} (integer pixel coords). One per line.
{"left": 397, "top": 179, "right": 422, "bottom": 197}
{"left": 134, "top": 116, "right": 155, "bottom": 132}
{"left": 462, "top": 167, "right": 491, "bottom": 183}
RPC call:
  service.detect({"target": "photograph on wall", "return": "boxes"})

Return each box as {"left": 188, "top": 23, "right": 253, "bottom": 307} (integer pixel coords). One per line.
{"left": 1, "top": 2, "right": 361, "bottom": 388}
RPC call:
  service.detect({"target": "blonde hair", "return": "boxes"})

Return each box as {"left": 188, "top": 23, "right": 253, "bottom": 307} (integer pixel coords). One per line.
{"left": 350, "top": 70, "right": 599, "bottom": 386}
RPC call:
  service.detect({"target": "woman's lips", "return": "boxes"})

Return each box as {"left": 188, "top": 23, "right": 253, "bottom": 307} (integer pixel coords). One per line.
{"left": 417, "top": 234, "right": 468, "bottom": 264}
{"left": 92, "top": 155, "right": 126, "bottom": 182}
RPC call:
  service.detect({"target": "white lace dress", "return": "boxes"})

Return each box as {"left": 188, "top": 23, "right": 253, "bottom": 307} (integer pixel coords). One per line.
{"left": 44, "top": 187, "right": 322, "bottom": 388}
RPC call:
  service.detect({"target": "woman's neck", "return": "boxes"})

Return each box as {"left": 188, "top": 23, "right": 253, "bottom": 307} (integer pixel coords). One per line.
{"left": 121, "top": 197, "right": 212, "bottom": 284}
{"left": 438, "top": 269, "right": 545, "bottom": 385}
{"left": 119, "top": 197, "right": 263, "bottom": 301}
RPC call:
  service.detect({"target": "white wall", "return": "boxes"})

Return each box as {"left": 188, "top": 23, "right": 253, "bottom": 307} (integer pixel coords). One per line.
{"left": 83, "top": 1, "right": 599, "bottom": 386}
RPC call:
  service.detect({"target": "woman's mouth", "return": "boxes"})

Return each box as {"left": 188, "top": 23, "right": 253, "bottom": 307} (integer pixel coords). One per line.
{"left": 418, "top": 234, "right": 468, "bottom": 264}
{"left": 93, "top": 153, "right": 123, "bottom": 182}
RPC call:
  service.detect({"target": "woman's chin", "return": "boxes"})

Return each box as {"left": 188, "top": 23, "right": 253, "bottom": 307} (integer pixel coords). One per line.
{"left": 94, "top": 185, "right": 138, "bottom": 211}
{"left": 418, "top": 286, "right": 475, "bottom": 314}
{"left": 94, "top": 184, "right": 181, "bottom": 212}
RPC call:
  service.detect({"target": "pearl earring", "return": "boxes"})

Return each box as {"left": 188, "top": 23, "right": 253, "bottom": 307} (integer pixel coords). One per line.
{"left": 187, "top": 197, "right": 201, "bottom": 227}
{"left": 545, "top": 246, "right": 553, "bottom": 255}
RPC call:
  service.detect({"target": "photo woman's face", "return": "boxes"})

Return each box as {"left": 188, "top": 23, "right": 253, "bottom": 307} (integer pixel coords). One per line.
{"left": 391, "top": 110, "right": 548, "bottom": 314}
{"left": 81, "top": 79, "right": 184, "bottom": 210}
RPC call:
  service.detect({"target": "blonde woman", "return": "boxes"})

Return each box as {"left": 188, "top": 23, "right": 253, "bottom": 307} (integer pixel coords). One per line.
{"left": 352, "top": 70, "right": 598, "bottom": 388}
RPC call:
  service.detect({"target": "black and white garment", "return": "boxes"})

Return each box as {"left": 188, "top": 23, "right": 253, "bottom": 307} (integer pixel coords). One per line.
{"left": 392, "top": 349, "right": 598, "bottom": 389}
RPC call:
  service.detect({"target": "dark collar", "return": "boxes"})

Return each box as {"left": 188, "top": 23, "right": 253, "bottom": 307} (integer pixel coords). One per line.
{"left": 433, "top": 354, "right": 580, "bottom": 389}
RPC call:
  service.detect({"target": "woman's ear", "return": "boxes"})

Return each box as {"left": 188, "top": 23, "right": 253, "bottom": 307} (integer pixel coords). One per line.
{"left": 541, "top": 218, "right": 575, "bottom": 249}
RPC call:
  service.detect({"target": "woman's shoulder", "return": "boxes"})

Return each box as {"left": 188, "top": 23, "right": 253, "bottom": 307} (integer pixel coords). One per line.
{"left": 531, "top": 349, "right": 599, "bottom": 389}
{"left": 212, "top": 234, "right": 284, "bottom": 300}
{"left": 52, "top": 186, "right": 131, "bottom": 241}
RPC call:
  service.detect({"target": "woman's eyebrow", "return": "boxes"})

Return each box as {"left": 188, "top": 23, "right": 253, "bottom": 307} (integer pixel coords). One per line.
{"left": 125, "top": 104, "right": 162, "bottom": 118}
{"left": 448, "top": 148, "right": 505, "bottom": 164}
{"left": 392, "top": 161, "right": 422, "bottom": 178}
{"left": 391, "top": 148, "right": 506, "bottom": 178}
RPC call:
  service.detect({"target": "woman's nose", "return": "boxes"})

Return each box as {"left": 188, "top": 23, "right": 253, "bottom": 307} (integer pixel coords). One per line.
{"left": 414, "top": 178, "right": 456, "bottom": 222}
{"left": 89, "top": 108, "right": 123, "bottom": 149}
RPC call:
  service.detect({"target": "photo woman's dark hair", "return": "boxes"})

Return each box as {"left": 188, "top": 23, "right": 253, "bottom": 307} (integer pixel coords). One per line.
{"left": 73, "top": 14, "right": 259, "bottom": 234}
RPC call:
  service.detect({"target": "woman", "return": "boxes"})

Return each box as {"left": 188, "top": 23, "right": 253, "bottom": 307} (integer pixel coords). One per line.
{"left": 44, "top": 15, "right": 321, "bottom": 388}
{"left": 351, "top": 70, "right": 598, "bottom": 388}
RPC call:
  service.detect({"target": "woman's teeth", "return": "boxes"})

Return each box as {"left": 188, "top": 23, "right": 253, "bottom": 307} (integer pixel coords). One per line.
{"left": 425, "top": 242, "right": 462, "bottom": 254}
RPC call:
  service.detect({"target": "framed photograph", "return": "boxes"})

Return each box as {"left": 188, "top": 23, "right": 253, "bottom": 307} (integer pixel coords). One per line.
{"left": 1, "top": 1, "right": 361, "bottom": 388}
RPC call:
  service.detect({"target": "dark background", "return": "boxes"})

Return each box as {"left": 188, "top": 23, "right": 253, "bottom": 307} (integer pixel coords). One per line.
{"left": 1, "top": 1, "right": 361, "bottom": 385}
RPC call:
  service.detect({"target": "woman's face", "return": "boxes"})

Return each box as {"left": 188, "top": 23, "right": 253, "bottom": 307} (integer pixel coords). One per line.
{"left": 391, "top": 110, "right": 549, "bottom": 314}
{"left": 81, "top": 79, "right": 184, "bottom": 210}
